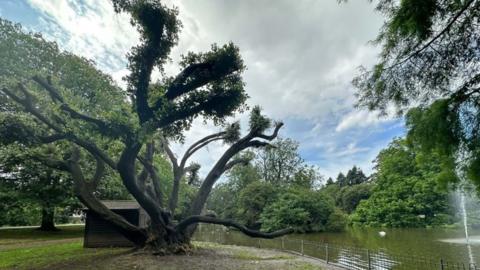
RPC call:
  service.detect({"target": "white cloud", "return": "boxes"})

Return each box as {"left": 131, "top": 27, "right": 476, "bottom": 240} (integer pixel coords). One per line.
{"left": 27, "top": 0, "right": 138, "bottom": 75}
{"left": 336, "top": 109, "right": 394, "bottom": 132}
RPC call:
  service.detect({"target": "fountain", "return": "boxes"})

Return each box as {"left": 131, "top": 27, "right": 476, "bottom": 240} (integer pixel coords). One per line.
{"left": 460, "top": 192, "right": 475, "bottom": 265}
{"left": 438, "top": 189, "right": 479, "bottom": 266}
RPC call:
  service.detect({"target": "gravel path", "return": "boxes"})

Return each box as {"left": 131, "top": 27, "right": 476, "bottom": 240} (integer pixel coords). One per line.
{"left": 47, "top": 242, "right": 344, "bottom": 270}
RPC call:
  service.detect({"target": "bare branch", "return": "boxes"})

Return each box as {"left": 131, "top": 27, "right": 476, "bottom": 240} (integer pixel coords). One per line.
{"left": 189, "top": 123, "right": 284, "bottom": 217}
{"left": 176, "top": 215, "right": 293, "bottom": 239}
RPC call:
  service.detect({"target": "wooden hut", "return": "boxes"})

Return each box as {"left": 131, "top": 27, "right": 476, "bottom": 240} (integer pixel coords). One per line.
{"left": 83, "top": 200, "right": 149, "bottom": 248}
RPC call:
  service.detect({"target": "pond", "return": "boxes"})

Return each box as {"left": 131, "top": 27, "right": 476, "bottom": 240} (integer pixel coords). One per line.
{"left": 194, "top": 225, "right": 480, "bottom": 269}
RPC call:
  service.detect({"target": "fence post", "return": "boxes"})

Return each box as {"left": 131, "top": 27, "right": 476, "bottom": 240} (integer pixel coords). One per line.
{"left": 258, "top": 239, "right": 261, "bottom": 248}
{"left": 281, "top": 237, "right": 285, "bottom": 250}
{"left": 301, "top": 240, "right": 304, "bottom": 255}
{"left": 440, "top": 259, "right": 445, "bottom": 270}
{"left": 367, "top": 249, "right": 371, "bottom": 270}
{"left": 326, "top": 243, "right": 329, "bottom": 264}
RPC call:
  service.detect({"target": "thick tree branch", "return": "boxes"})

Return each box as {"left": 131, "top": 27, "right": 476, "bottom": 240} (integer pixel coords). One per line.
{"left": 255, "top": 122, "right": 284, "bottom": 140}
{"left": 137, "top": 148, "right": 164, "bottom": 205}
{"left": 223, "top": 157, "right": 250, "bottom": 172}
{"left": 166, "top": 131, "right": 224, "bottom": 213}
{"left": 157, "top": 93, "right": 229, "bottom": 129}
{"left": 37, "top": 133, "right": 68, "bottom": 144}
{"left": 31, "top": 75, "right": 64, "bottom": 102}
{"left": 2, "top": 86, "right": 63, "bottom": 133}
{"left": 67, "top": 135, "right": 117, "bottom": 169}
{"left": 160, "top": 138, "right": 179, "bottom": 169}
{"left": 87, "top": 156, "right": 105, "bottom": 191}
{"left": 180, "top": 132, "right": 226, "bottom": 168}
{"left": 33, "top": 76, "right": 130, "bottom": 137}
{"left": 246, "top": 140, "right": 272, "bottom": 148}
{"left": 2, "top": 85, "right": 117, "bottom": 169}
{"left": 30, "top": 154, "right": 69, "bottom": 171}
{"left": 176, "top": 215, "right": 293, "bottom": 239}
{"left": 117, "top": 142, "right": 174, "bottom": 231}
{"left": 188, "top": 122, "right": 283, "bottom": 224}
{"left": 162, "top": 62, "right": 218, "bottom": 101}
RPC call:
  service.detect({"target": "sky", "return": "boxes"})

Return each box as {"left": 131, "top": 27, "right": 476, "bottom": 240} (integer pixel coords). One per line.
{"left": 0, "top": 0, "right": 405, "bottom": 180}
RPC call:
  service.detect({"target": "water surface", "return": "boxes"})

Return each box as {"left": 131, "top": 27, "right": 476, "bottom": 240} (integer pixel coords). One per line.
{"left": 195, "top": 225, "right": 480, "bottom": 269}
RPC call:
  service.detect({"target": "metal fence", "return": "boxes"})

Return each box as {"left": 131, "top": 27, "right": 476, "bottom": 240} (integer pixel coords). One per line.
{"left": 193, "top": 225, "right": 478, "bottom": 270}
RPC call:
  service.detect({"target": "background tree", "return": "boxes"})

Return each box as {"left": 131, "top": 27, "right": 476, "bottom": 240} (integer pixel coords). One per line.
{"left": 320, "top": 166, "right": 372, "bottom": 214}
{"left": 0, "top": 184, "right": 40, "bottom": 227}
{"left": 0, "top": 144, "right": 76, "bottom": 230}
{"left": 256, "top": 138, "right": 320, "bottom": 187}
{"left": 336, "top": 172, "right": 348, "bottom": 187}
{"left": 208, "top": 138, "right": 344, "bottom": 232}
{"left": 0, "top": 0, "right": 291, "bottom": 253}
{"left": 345, "top": 166, "right": 368, "bottom": 185}
{"left": 351, "top": 139, "right": 453, "bottom": 227}
{"left": 260, "top": 189, "right": 335, "bottom": 233}
{"left": 353, "top": 0, "right": 480, "bottom": 190}
{"left": 336, "top": 183, "right": 373, "bottom": 214}
{"left": 326, "top": 177, "right": 335, "bottom": 185}
{"left": 236, "top": 181, "right": 277, "bottom": 229}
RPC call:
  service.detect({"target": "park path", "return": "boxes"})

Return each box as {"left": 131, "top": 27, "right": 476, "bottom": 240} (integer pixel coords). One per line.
{"left": 45, "top": 243, "right": 344, "bottom": 270}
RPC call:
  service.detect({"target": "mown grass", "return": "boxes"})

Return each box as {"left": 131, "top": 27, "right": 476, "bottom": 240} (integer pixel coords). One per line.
{"left": 0, "top": 225, "right": 84, "bottom": 245}
{"left": 0, "top": 225, "right": 128, "bottom": 269}
{"left": 0, "top": 240, "right": 127, "bottom": 269}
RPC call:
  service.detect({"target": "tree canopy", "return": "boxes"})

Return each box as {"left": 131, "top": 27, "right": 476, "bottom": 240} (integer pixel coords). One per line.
{"left": 353, "top": 0, "right": 480, "bottom": 190}
{"left": 351, "top": 139, "right": 453, "bottom": 227}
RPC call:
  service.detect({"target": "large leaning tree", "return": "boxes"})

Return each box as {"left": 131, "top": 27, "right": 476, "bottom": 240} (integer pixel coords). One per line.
{"left": 353, "top": 0, "right": 480, "bottom": 190}
{"left": 0, "top": 0, "right": 292, "bottom": 253}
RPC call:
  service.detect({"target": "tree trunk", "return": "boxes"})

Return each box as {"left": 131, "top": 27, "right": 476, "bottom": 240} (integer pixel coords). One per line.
{"left": 168, "top": 168, "right": 182, "bottom": 214}
{"left": 144, "top": 227, "right": 192, "bottom": 254}
{"left": 38, "top": 205, "right": 58, "bottom": 231}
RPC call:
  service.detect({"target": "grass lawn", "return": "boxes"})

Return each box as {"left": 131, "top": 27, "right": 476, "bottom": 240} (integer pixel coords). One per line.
{"left": 0, "top": 225, "right": 128, "bottom": 269}
{"left": 0, "top": 225, "right": 84, "bottom": 245}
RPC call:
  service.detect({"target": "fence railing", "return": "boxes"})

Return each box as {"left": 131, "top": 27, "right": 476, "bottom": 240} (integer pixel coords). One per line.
{"left": 193, "top": 225, "right": 478, "bottom": 270}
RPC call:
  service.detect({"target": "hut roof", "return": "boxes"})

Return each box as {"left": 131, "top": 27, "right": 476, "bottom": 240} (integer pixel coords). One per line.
{"left": 84, "top": 200, "right": 141, "bottom": 210}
